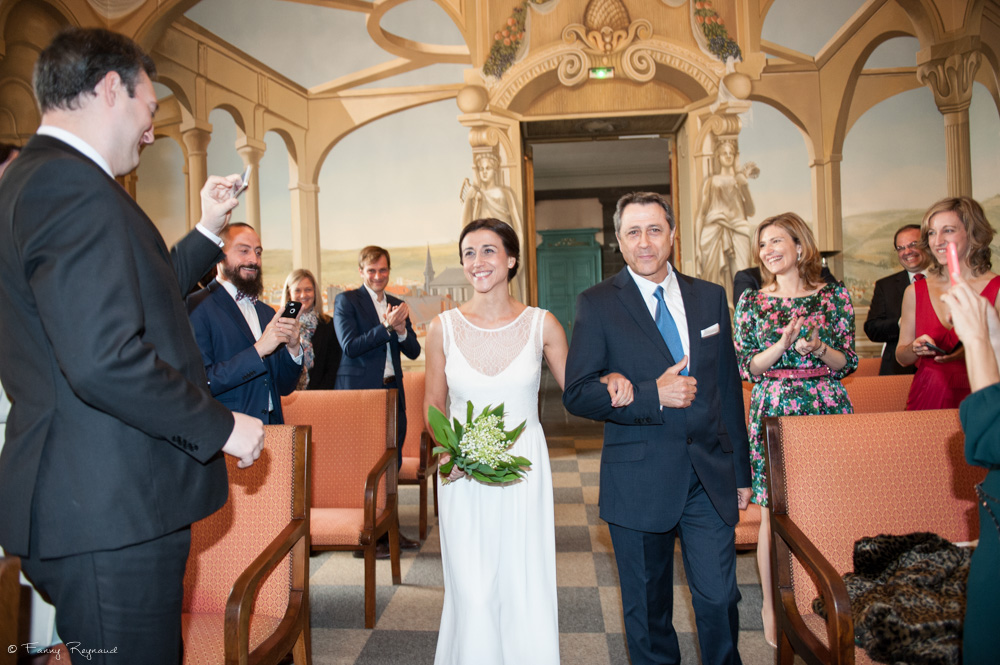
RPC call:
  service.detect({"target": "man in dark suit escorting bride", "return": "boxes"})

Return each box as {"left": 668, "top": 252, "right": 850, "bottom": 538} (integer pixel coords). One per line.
{"left": 564, "top": 192, "right": 753, "bottom": 665}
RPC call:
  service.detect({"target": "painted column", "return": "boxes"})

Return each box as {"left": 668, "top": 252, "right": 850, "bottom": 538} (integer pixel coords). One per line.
{"left": 809, "top": 153, "right": 844, "bottom": 278}
{"left": 917, "top": 45, "right": 981, "bottom": 198}
{"left": 236, "top": 137, "right": 266, "bottom": 234}
{"left": 289, "top": 181, "right": 321, "bottom": 279}
{"left": 180, "top": 121, "right": 212, "bottom": 230}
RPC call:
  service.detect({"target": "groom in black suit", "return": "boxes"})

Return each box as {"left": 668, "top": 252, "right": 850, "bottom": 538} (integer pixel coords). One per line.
{"left": 564, "top": 192, "right": 752, "bottom": 665}
{"left": 0, "top": 28, "right": 264, "bottom": 663}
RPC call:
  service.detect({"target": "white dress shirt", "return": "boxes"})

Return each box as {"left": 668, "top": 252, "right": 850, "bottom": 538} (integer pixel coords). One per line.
{"left": 627, "top": 263, "right": 691, "bottom": 359}
{"left": 363, "top": 284, "right": 407, "bottom": 380}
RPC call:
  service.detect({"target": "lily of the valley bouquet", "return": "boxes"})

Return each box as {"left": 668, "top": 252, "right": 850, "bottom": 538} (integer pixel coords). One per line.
{"left": 428, "top": 401, "right": 529, "bottom": 484}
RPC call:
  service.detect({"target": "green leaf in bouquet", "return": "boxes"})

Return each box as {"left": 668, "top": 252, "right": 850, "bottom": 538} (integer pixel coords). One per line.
{"left": 471, "top": 470, "right": 490, "bottom": 483}
{"left": 466, "top": 400, "right": 474, "bottom": 424}
{"left": 427, "top": 406, "right": 458, "bottom": 450}
{"left": 431, "top": 446, "right": 452, "bottom": 456}
{"left": 439, "top": 459, "right": 454, "bottom": 476}
{"left": 488, "top": 403, "right": 505, "bottom": 419}
{"left": 505, "top": 420, "right": 527, "bottom": 442}
{"left": 511, "top": 455, "right": 532, "bottom": 467}
{"left": 453, "top": 418, "right": 463, "bottom": 441}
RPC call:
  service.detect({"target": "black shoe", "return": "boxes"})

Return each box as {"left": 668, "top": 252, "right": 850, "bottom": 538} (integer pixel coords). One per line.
{"left": 374, "top": 540, "right": 391, "bottom": 559}
{"left": 398, "top": 533, "right": 420, "bottom": 550}
{"left": 352, "top": 549, "right": 364, "bottom": 558}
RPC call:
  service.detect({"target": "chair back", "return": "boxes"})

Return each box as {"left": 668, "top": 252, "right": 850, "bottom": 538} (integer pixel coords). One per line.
{"left": 765, "top": 410, "right": 985, "bottom": 615}
{"left": 282, "top": 390, "right": 396, "bottom": 511}
{"left": 840, "top": 374, "right": 913, "bottom": 413}
{"left": 0, "top": 557, "right": 19, "bottom": 665}
{"left": 401, "top": 372, "right": 426, "bottom": 461}
{"left": 183, "top": 425, "right": 309, "bottom": 619}
{"left": 853, "top": 357, "right": 882, "bottom": 377}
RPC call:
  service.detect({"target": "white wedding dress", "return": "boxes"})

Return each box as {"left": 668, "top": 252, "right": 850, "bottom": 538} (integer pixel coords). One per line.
{"left": 434, "top": 307, "right": 559, "bottom": 665}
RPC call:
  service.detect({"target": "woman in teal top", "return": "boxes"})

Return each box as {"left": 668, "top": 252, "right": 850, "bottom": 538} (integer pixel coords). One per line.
{"left": 941, "top": 279, "right": 1000, "bottom": 664}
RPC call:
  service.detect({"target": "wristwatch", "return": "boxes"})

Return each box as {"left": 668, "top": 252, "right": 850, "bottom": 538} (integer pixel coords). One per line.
{"left": 384, "top": 321, "right": 394, "bottom": 334}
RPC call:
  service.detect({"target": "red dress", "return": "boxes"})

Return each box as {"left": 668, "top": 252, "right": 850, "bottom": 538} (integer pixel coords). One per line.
{"left": 906, "top": 274, "right": 1000, "bottom": 410}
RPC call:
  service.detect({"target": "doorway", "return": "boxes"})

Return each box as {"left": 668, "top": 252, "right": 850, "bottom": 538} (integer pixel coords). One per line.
{"left": 524, "top": 114, "right": 683, "bottom": 336}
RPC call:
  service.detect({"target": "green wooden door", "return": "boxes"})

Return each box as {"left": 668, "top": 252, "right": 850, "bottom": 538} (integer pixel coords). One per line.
{"left": 536, "top": 229, "right": 602, "bottom": 341}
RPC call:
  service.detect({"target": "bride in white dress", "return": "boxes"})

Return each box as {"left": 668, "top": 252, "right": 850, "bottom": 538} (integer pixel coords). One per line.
{"left": 425, "top": 219, "right": 632, "bottom": 665}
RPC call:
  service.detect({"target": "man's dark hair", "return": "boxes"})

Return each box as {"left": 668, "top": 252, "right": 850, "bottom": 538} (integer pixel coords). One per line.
{"left": 459, "top": 218, "right": 521, "bottom": 281}
{"left": 892, "top": 224, "right": 921, "bottom": 248}
{"left": 613, "top": 192, "right": 675, "bottom": 232}
{"left": 33, "top": 27, "right": 156, "bottom": 114}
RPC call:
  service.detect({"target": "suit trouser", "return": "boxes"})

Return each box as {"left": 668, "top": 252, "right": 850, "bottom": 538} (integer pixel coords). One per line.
{"left": 608, "top": 473, "right": 742, "bottom": 665}
{"left": 21, "top": 526, "right": 191, "bottom": 665}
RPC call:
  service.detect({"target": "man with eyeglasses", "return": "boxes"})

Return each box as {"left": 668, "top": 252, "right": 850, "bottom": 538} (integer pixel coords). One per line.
{"left": 864, "top": 224, "right": 929, "bottom": 375}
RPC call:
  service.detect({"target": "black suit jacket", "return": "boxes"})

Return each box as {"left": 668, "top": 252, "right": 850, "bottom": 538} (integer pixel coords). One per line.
{"left": 187, "top": 280, "right": 302, "bottom": 422}
{"left": 563, "top": 268, "right": 751, "bottom": 531}
{"left": 0, "top": 135, "right": 233, "bottom": 559}
{"left": 864, "top": 270, "right": 917, "bottom": 376}
{"left": 307, "top": 315, "right": 342, "bottom": 390}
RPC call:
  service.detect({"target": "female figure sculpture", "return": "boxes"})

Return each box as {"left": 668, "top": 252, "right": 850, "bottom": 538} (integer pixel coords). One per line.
{"left": 694, "top": 139, "right": 759, "bottom": 303}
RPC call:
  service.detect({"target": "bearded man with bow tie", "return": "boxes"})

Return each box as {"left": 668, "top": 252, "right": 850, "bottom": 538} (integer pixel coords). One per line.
{"left": 187, "top": 222, "right": 302, "bottom": 424}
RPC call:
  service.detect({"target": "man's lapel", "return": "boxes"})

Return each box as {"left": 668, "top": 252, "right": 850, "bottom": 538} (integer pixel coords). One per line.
{"left": 612, "top": 269, "right": 673, "bottom": 364}
{"left": 210, "top": 281, "right": 256, "bottom": 345}
{"left": 675, "top": 271, "right": 700, "bottom": 377}
{"left": 356, "top": 287, "right": 381, "bottom": 329}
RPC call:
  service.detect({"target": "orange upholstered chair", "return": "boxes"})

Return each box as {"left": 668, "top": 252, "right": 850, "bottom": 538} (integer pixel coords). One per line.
{"left": 281, "top": 389, "right": 401, "bottom": 629}
{"left": 840, "top": 374, "right": 913, "bottom": 413}
{"left": 399, "top": 371, "right": 438, "bottom": 540}
{"left": 182, "top": 424, "right": 312, "bottom": 665}
{"left": 764, "top": 410, "right": 985, "bottom": 665}
{"left": 852, "top": 356, "right": 882, "bottom": 377}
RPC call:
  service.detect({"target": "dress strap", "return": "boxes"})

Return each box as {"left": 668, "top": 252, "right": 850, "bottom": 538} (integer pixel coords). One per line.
{"left": 981, "top": 275, "right": 1000, "bottom": 303}
{"left": 440, "top": 308, "right": 454, "bottom": 351}
{"left": 532, "top": 307, "right": 545, "bottom": 356}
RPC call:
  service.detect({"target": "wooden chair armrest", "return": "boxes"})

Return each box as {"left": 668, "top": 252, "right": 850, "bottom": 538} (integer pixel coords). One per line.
{"left": 364, "top": 448, "right": 397, "bottom": 533}
{"left": 771, "top": 513, "right": 855, "bottom": 665}
{"left": 0, "top": 556, "right": 20, "bottom": 665}
{"left": 224, "top": 518, "right": 309, "bottom": 664}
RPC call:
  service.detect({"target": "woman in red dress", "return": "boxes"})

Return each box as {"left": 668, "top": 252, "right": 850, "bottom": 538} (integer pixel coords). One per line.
{"left": 897, "top": 197, "right": 1000, "bottom": 410}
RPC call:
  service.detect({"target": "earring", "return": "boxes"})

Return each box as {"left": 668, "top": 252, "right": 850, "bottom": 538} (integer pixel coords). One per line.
{"left": 797, "top": 250, "right": 802, "bottom": 261}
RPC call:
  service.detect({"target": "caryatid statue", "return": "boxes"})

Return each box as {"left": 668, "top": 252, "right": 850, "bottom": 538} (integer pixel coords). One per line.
{"left": 693, "top": 138, "right": 759, "bottom": 303}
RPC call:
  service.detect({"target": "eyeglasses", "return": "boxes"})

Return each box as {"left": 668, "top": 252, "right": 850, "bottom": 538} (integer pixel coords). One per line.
{"left": 895, "top": 241, "right": 921, "bottom": 253}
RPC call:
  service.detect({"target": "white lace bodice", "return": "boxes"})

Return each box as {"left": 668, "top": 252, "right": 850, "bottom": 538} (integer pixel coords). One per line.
{"left": 440, "top": 307, "right": 545, "bottom": 430}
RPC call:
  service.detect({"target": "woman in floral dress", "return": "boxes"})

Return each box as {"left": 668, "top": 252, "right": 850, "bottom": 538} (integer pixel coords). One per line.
{"left": 733, "top": 212, "right": 858, "bottom": 646}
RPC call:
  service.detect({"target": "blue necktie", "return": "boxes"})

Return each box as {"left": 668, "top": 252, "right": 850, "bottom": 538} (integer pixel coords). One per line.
{"left": 654, "top": 286, "right": 688, "bottom": 375}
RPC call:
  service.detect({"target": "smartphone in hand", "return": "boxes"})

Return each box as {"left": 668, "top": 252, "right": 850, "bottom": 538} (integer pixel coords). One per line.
{"left": 922, "top": 341, "right": 948, "bottom": 355}
{"left": 946, "top": 241, "right": 960, "bottom": 285}
{"left": 280, "top": 300, "right": 301, "bottom": 319}
{"left": 233, "top": 165, "right": 253, "bottom": 198}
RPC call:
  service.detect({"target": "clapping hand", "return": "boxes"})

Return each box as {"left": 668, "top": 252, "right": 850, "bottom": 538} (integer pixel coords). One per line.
{"left": 385, "top": 303, "right": 410, "bottom": 335}
{"left": 793, "top": 327, "right": 823, "bottom": 356}
{"left": 776, "top": 316, "right": 804, "bottom": 353}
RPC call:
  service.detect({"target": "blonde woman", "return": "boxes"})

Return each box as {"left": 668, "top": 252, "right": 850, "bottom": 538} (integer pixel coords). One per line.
{"left": 281, "top": 268, "right": 341, "bottom": 389}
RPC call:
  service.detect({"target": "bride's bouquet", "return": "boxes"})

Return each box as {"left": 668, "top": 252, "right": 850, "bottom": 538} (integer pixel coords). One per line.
{"left": 428, "top": 401, "right": 530, "bottom": 484}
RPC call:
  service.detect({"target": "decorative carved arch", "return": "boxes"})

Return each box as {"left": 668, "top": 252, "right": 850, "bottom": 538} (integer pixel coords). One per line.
{"left": 489, "top": 36, "right": 720, "bottom": 112}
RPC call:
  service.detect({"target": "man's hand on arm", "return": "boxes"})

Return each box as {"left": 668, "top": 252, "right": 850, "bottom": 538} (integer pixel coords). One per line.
{"left": 656, "top": 357, "right": 696, "bottom": 408}
{"left": 255, "top": 316, "right": 293, "bottom": 359}
{"left": 222, "top": 412, "right": 265, "bottom": 468}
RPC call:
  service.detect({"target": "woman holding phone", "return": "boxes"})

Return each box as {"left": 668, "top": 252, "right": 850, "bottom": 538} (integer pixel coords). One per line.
{"left": 281, "top": 268, "right": 341, "bottom": 389}
{"left": 733, "top": 212, "right": 858, "bottom": 645}
{"left": 896, "top": 197, "right": 1000, "bottom": 410}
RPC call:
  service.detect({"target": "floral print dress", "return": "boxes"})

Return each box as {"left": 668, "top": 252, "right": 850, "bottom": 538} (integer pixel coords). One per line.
{"left": 733, "top": 282, "right": 858, "bottom": 505}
